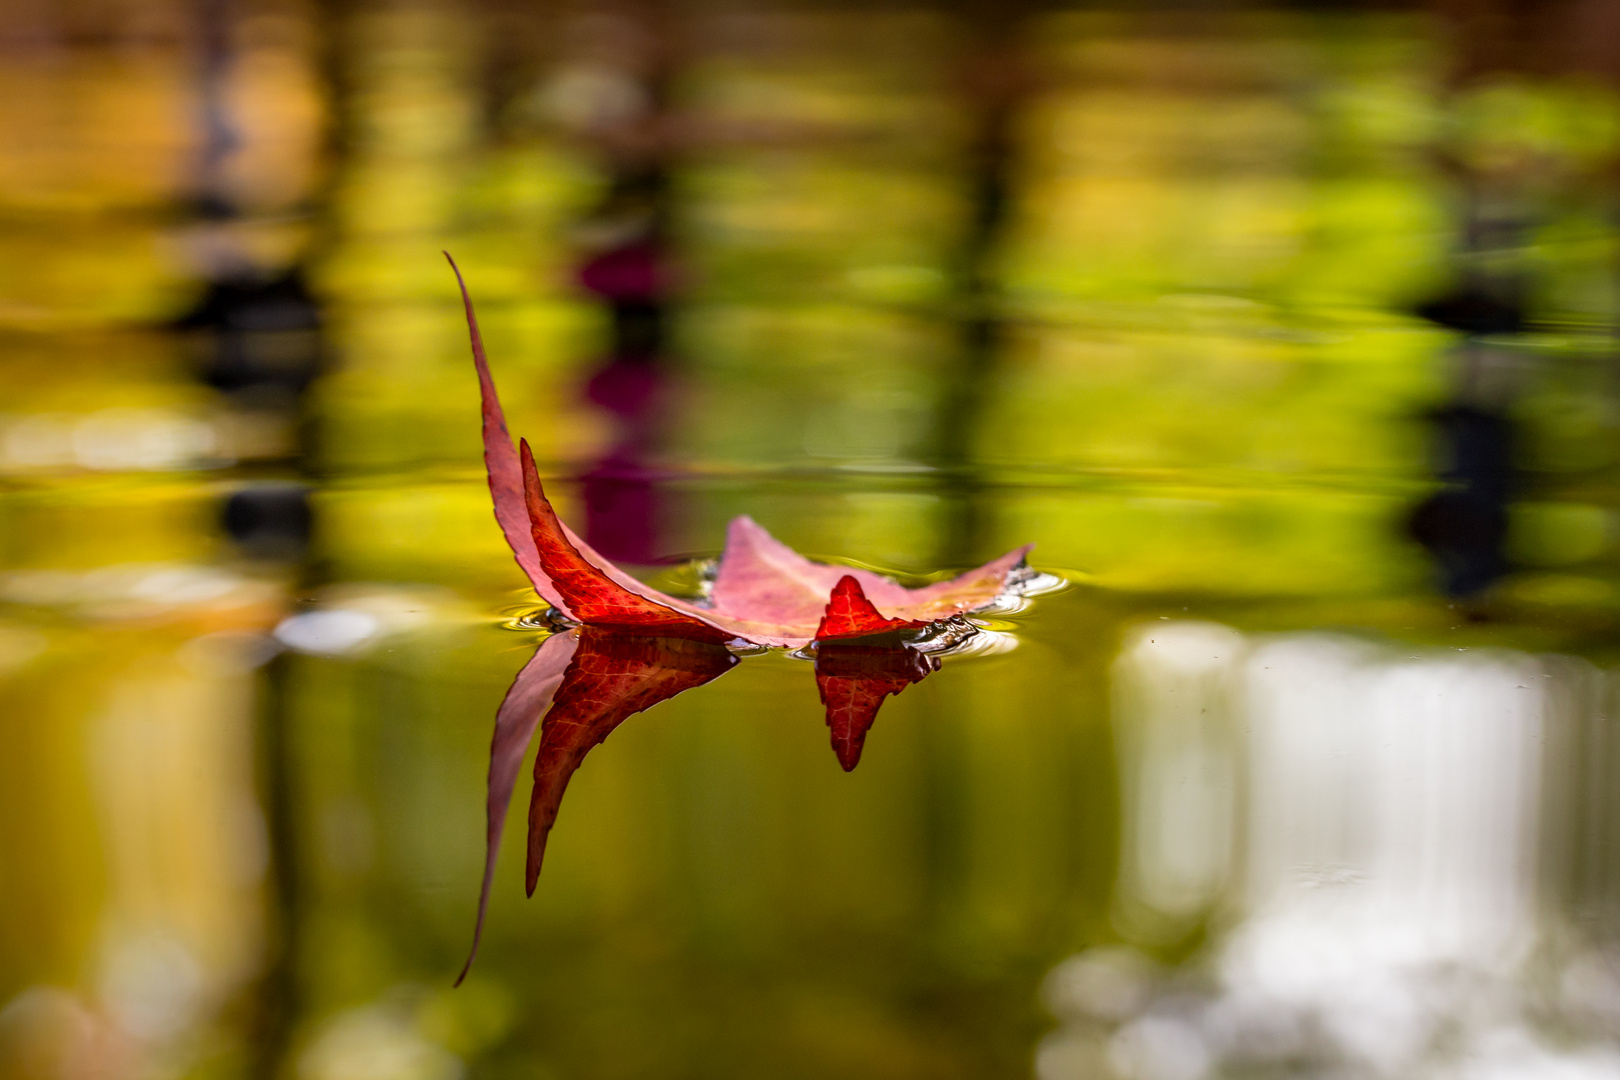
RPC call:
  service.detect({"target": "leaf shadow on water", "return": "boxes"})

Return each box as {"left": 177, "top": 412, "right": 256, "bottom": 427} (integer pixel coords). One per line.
{"left": 456, "top": 621, "right": 948, "bottom": 984}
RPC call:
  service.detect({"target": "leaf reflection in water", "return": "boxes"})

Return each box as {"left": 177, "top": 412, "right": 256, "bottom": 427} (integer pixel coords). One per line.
{"left": 814, "top": 637, "right": 939, "bottom": 772}
{"left": 458, "top": 620, "right": 964, "bottom": 981}
{"left": 524, "top": 630, "right": 738, "bottom": 897}
{"left": 459, "top": 630, "right": 578, "bottom": 985}
{"left": 458, "top": 628, "right": 736, "bottom": 984}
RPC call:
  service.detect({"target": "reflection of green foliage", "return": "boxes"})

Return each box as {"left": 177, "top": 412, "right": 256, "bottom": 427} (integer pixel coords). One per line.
{"left": 289, "top": 9, "right": 1620, "bottom": 603}
{"left": 684, "top": 157, "right": 963, "bottom": 304}
{"left": 981, "top": 316, "right": 1444, "bottom": 477}
{"left": 676, "top": 304, "right": 947, "bottom": 468}
{"left": 1451, "top": 78, "right": 1620, "bottom": 170}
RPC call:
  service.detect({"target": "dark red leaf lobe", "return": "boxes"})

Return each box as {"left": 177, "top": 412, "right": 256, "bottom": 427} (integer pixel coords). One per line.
{"left": 520, "top": 439, "right": 729, "bottom": 643}
{"left": 814, "top": 575, "right": 930, "bottom": 642}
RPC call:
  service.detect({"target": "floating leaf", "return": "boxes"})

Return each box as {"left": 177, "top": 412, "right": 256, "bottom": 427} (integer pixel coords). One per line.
{"left": 450, "top": 254, "right": 1034, "bottom": 647}
{"left": 713, "top": 516, "right": 1033, "bottom": 629}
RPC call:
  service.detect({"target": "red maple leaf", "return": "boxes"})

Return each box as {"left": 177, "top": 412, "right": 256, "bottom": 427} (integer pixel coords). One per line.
{"left": 448, "top": 254, "right": 1034, "bottom": 647}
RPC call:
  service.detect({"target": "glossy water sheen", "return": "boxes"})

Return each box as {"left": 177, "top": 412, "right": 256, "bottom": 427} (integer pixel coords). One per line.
{"left": 3, "top": 6, "right": 1620, "bottom": 1080}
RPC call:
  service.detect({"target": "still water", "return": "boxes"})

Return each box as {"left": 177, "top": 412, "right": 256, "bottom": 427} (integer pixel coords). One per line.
{"left": 3, "top": 4, "right": 1620, "bottom": 1079}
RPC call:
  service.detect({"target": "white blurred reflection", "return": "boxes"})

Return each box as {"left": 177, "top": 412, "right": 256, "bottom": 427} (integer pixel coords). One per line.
{"left": 299, "top": 1001, "right": 463, "bottom": 1080}
{"left": 1112, "top": 622, "right": 1243, "bottom": 935}
{"left": 0, "top": 410, "right": 220, "bottom": 473}
{"left": 1040, "top": 624, "right": 1620, "bottom": 1080}
{"left": 290, "top": 980, "right": 519, "bottom": 1080}
{"left": 271, "top": 585, "right": 459, "bottom": 657}
{"left": 0, "top": 563, "right": 279, "bottom": 622}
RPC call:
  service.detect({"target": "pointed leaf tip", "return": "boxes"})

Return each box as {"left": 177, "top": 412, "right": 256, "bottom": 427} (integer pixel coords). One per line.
{"left": 457, "top": 631, "right": 579, "bottom": 985}
{"left": 452, "top": 256, "right": 572, "bottom": 613}
{"left": 815, "top": 641, "right": 937, "bottom": 770}
{"left": 814, "top": 575, "right": 929, "bottom": 642}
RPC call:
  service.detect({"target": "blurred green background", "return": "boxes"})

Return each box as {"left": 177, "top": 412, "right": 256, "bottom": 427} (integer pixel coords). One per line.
{"left": 3, "top": 1, "right": 1620, "bottom": 1078}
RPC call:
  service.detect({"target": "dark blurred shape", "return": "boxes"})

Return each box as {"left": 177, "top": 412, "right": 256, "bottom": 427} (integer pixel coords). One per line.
{"left": 176, "top": 0, "right": 326, "bottom": 447}
{"left": 576, "top": 175, "right": 672, "bottom": 563}
{"left": 604, "top": 297, "right": 666, "bottom": 360}
{"left": 223, "top": 483, "right": 313, "bottom": 560}
{"left": 173, "top": 264, "right": 325, "bottom": 402}
{"left": 178, "top": 0, "right": 324, "bottom": 399}
{"left": 581, "top": 360, "right": 668, "bottom": 566}
{"left": 1407, "top": 403, "right": 1514, "bottom": 600}
{"left": 1407, "top": 263, "right": 1527, "bottom": 599}
{"left": 576, "top": 168, "right": 671, "bottom": 314}
{"left": 1414, "top": 286, "right": 1525, "bottom": 337}
{"left": 934, "top": 6, "right": 1036, "bottom": 565}
{"left": 815, "top": 639, "right": 939, "bottom": 771}
{"left": 1402, "top": 8, "right": 1542, "bottom": 605}
{"left": 560, "top": 16, "right": 682, "bottom": 565}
